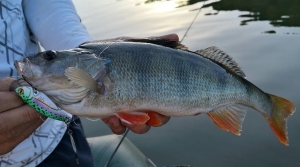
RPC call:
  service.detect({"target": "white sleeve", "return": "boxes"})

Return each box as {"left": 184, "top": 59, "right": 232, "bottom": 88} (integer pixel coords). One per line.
{"left": 22, "top": 0, "right": 93, "bottom": 50}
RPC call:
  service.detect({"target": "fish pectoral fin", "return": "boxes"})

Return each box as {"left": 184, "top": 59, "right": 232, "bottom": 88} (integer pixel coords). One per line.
{"left": 140, "top": 110, "right": 164, "bottom": 127}
{"left": 207, "top": 104, "right": 247, "bottom": 136}
{"left": 65, "top": 67, "right": 98, "bottom": 91}
{"left": 115, "top": 111, "right": 150, "bottom": 125}
{"left": 195, "top": 46, "right": 246, "bottom": 78}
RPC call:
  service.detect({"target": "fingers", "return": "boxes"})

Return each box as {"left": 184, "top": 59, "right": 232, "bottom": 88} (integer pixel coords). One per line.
{"left": 157, "top": 33, "right": 179, "bottom": 41}
{"left": 0, "top": 78, "right": 44, "bottom": 154}
{"left": 0, "top": 92, "right": 25, "bottom": 113}
{"left": 102, "top": 116, "right": 126, "bottom": 135}
{"left": 0, "top": 119, "right": 38, "bottom": 143}
{"left": 158, "top": 113, "right": 171, "bottom": 125}
{"left": 102, "top": 116, "right": 151, "bottom": 134}
{"left": 0, "top": 119, "right": 43, "bottom": 155}
{"left": 0, "top": 77, "right": 16, "bottom": 91}
{"left": 0, "top": 105, "right": 41, "bottom": 133}
{"left": 103, "top": 114, "right": 170, "bottom": 135}
{"left": 122, "top": 122, "right": 151, "bottom": 134}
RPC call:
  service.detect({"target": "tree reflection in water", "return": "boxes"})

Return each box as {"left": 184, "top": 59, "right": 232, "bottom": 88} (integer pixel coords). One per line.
{"left": 139, "top": 0, "right": 300, "bottom": 27}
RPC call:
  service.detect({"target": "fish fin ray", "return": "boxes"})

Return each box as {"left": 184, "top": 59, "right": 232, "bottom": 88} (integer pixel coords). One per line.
{"left": 195, "top": 46, "right": 246, "bottom": 78}
{"left": 65, "top": 67, "right": 98, "bottom": 91}
{"left": 140, "top": 110, "right": 163, "bottom": 127}
{"left": 43, "top": 86, "right": 89, "bottom": 105}
{"left": 80, "top": 38, "right": 184, "bottom": 49}
{"left": 115, "top": 111, "right": 150, "bottom": 125}
{"left": 266, "top": 94, "right": 295, "bottom": 146}
{"left": 125, "top": 38, "right": 185, "bottom": 49}
{"left": 207, "top": 104, "right": 247, "bottom": 136}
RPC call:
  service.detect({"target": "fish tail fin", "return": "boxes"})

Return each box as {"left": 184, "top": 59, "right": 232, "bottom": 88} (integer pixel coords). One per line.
{"left": 266, "top": 94, "right": 295, "bottom": 146}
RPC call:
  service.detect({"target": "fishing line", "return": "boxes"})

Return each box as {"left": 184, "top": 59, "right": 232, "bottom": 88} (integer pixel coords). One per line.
{"left": 104, "top": 2, "right": 208, "bottom": 165}
{"left": 84, "top": 36, "right": 123, "bottom": 73}
{"left": 85, "top": 117, "right": 101, "bottom": 121}
{"left": 102, "top": 2, "right": 209, "bottom": 164}
{"left": 21, "top": 75, "right": 36, "bottom": 89}
{"left": 104, "top": 128, "right": 129, "bottom": 167}
{"left": 98, "top": 36, "right": 123, "bottom": 56}
{"left": 180, "top": 0, "right": 207, "bottom": 43}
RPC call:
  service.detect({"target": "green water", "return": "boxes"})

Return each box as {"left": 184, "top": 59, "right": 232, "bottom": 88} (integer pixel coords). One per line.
{"left": 73, "top": 0, "right": 300, "bottom": 166}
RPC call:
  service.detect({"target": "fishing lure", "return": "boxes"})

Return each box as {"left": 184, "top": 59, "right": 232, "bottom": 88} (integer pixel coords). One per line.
{"left": 15, "top": 86, "right": 79, "bottom": 164}
{"left": 15, "top": 86, "right": 72, "bottom": 123}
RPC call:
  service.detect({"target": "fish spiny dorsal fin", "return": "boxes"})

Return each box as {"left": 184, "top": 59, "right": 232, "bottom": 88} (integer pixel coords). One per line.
{"left": 195, "top": 46, "right": 246, "bottom": 78}
{"left": 125, "top": 38, "right": 188, "bottom": 50}
{"left": 207, "top": 104, "right": 247, "bottom": 136}
{"left": 65, "top": 67, "right": 98, "bottom": 91}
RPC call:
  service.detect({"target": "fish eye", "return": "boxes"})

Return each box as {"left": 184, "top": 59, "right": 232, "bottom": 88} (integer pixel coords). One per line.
{"left": 42, "top": 50, "right": 57, "bottom": 61}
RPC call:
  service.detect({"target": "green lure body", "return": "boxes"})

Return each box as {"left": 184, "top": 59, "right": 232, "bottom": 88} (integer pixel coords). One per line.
{"left": 15, "top": 86, "right": 72, "bottom": 123}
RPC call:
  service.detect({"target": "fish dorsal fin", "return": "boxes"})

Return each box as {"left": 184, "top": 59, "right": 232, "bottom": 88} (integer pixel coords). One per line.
{"left": 196, "top": 46, "right": 246, "bottom": 78}
{"left": 65, "top": 67, "right": 98, "bottom": 91}
{"left": 80, "top": 38, "right": 189, "bottom": 52}
{"left": 125, "top": 38, "right": 189, "bottom": 50}
{"left": 207, "top": 104, "right": 247, "bottom": 136}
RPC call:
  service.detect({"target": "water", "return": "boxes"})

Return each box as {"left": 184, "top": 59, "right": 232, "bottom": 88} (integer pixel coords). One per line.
{"left": 72, "top": 0, "right": 300, "bottom": 166}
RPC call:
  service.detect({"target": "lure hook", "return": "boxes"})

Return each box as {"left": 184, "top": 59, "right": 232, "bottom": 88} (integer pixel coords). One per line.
{"left": 21, "top": 75, "right": 36, "bottom": 88}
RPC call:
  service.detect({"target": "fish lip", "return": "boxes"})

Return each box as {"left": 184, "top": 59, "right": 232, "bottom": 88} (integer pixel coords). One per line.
{"left": 14, "top": 58, "right": 34, "bottom": 77}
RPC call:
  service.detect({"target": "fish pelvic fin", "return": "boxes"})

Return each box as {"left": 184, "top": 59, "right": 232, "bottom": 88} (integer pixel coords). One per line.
{"left": 141, "top": 110, "right": 164, "bottom": 127}
{"left": 207, "top": 104, "right": 247, "bottom": 136}
{"left": 266, "top": 94, "right": 295, "bottom": 146}
{"left": 115, "top": 111, "right": 150, "bottom": 125}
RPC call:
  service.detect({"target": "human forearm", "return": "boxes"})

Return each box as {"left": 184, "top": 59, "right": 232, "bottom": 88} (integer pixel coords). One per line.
{"left": 23, "top": 0, "right": 93, "bottom": 50}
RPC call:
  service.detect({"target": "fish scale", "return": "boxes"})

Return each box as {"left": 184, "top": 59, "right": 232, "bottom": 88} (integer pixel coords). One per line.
{"left": 14, "top": 40, "right": 295, "bottom": 145}
{"left": 79, "top": 43, "right": 267, "bottom": 114}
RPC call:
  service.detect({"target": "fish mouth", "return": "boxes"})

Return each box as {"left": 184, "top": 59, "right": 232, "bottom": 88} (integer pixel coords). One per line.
{"left": 14, "top": 58, "right": 35, "bottom": 77}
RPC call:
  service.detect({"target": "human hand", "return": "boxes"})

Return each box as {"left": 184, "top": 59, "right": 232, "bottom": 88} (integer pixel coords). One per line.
{"left": 0, "top": 78, "right": 44, "bottom": 155}
{"left": 102, "top": 33, "right": 178, "bottom": 135}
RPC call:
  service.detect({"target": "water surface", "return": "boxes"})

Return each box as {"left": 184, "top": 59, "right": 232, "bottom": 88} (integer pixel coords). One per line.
{"left": 72, "top": 0, "right": 300, "bottom": 166}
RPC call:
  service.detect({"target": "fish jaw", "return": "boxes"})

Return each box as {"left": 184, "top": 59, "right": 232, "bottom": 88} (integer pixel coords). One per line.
{"left": 14, "top": 58, "right": 43, "bottom": 78}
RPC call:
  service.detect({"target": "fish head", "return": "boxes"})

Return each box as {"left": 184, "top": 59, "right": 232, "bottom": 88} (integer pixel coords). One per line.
{"left": 14, "top": 49, "right": 109, "bottom": 91}
{"left": 15, "top": 50, "right": 94, "bottom": 78}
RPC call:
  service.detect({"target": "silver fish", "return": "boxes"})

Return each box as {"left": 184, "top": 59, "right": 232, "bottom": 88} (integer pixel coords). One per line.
{"left": 14, "top": 39, "right": 295, "bottom": 145}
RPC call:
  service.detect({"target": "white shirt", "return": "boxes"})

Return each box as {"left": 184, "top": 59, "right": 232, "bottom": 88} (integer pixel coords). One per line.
{"left": 0, "top": 0, "right": 93, "bottom": 166}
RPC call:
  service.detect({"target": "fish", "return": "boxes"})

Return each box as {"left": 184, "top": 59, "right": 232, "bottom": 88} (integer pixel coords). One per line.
{"left": 14, "top": 38, "right": 295, "bottom": 145}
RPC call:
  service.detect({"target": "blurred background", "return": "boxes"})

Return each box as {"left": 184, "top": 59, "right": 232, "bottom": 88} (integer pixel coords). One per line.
{"left": 72, "top": 0, "right": 300, "bottom": 166}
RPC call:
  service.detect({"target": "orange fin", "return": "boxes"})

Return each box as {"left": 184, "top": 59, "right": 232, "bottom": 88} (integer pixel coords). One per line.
{"left": 207, "top": 105, "right": 247, "bottom": 136}
{"left": 142, "top": 110, "right": 163, "bottom": 127}
{"left": 267, "top": 94, "right": 295, "bottom": 146}
{"left": 115, "top": 112, "right": 150, "bottom": 125}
